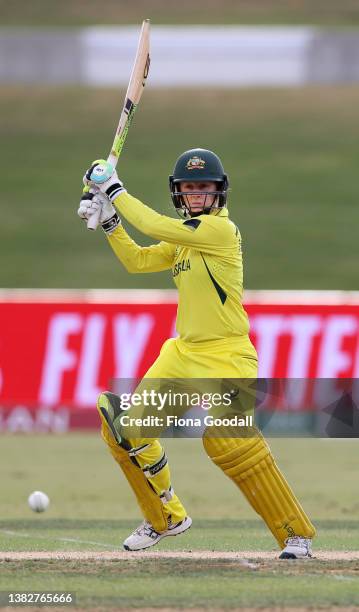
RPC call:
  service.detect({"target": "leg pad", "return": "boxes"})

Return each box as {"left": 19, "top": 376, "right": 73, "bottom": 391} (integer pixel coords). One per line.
{"left": 203, "top": 430, "right": 316, "bottom": 548}
{"left": 98, "top": 396, "right": 168, "bottom": 533}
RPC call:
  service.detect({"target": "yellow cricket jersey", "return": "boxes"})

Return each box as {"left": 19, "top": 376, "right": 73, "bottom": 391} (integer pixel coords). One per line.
{"left": 108, "top": 191, "right": 251, "bottom": 343}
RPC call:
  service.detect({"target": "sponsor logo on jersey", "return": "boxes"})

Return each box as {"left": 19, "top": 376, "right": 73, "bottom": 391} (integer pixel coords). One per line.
{"left": 173, "top": 259, "right": 191, "bottom": 277}
{"left": 186, "top": 156, "right": 205, "bottom": 170}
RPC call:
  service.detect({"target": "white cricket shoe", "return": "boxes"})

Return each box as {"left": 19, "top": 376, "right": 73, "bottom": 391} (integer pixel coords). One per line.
{"left": 279, "top": 536, "right": 313, "bottom": 559}
{"left": 123, "top": 516, "right": 192, "bottom": 551}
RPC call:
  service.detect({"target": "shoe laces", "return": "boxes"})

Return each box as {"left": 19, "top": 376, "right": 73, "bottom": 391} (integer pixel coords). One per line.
{"left": 285, "top": 536, "right": 308, "bottom": 547}
{"left": 134, "top": 520, "right": 159, "bottom": 539}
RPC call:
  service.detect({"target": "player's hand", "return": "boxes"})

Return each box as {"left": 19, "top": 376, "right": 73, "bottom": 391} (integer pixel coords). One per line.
{"left": 78, "top": 190, "right": 114, "bottom": 221}
{"left": 78, "top": 190, "right": 121, "bottom": 234}
{"left": 83, "top": 159, "right": 126, "bottom": 202}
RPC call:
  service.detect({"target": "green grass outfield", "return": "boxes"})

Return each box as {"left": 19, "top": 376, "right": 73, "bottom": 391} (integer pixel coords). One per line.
{"left": 2, "top": 85, "right": 359, "bottom": 290}
{"left": 2, "top": 0, "right": 359, "bottom": 26}
{"left": 1, "top": 436, "right": 358, "bottom": 609}
{"left": 0, "top": 553, "right": 358, "bottom": 609}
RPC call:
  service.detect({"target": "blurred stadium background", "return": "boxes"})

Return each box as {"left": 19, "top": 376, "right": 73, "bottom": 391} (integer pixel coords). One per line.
{"left": 0, "top": 1, "right": 358, "bottom": 608}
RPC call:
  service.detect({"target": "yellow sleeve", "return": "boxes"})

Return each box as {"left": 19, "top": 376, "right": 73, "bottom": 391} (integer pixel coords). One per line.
{"left": 107, "top": 223, "right": 176, "bottom": 273}
{"left": 114, "top": 192, "right": 232, "bottom": 255}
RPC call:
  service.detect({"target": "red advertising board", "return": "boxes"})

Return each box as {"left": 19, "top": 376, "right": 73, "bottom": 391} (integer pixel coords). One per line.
{"left": 0, "top": 290, "right": 358, "bottom": 431}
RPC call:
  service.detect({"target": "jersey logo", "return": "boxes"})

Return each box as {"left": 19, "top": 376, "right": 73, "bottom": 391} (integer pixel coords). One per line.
{"left": 186, "top": 156, "right": 205, "bottom": 170}
{"left": 173, "top": 259, "right": 191, "bottom": 277}
{"left": 183, "top": 219, "right": 201, "bottom": 231}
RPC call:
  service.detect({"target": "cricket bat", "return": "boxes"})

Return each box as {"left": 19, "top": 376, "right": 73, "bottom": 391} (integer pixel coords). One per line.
{"left": 87, "top": 19, "right": 151, "bottom": 230}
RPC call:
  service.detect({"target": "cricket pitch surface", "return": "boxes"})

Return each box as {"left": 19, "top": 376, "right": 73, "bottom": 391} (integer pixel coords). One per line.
{"left": 1, "top": 550, "right": 359, "bottom": 561}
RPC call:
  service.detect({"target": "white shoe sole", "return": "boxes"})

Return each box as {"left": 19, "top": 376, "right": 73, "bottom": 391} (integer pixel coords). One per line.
{"left": 124, "top": 516, "right": 192, "bottom": 551}
{"left": 279, "top": 551, "right": 312, "bottom": 559}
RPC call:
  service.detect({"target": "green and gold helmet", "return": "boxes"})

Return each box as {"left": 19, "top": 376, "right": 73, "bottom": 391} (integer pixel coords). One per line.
{"left": 169, "top": 148, "right": 229, "bottom": 218}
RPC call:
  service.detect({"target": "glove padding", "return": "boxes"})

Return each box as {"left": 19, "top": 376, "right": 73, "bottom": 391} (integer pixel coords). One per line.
{"left": 78, "top": 190, "right": 121, "bottom": 234}
{"left": 83, "top": 159, "right": 126, "bottom": 202}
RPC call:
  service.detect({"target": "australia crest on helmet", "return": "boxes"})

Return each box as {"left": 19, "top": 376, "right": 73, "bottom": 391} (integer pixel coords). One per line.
{"left": 186, "top": 156, "right": 206, "bottom": 171}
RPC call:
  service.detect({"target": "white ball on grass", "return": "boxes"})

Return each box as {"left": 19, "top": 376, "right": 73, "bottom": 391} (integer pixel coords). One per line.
{"left": 28, "top": 491, "right": 50, "bottom": 513}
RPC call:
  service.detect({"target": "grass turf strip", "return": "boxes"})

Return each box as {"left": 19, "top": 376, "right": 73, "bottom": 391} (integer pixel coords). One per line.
{"left": 0, "top": 519, "right": 358, "bottom": 552}
{"left": 2, "top": 437, "right": 359, "bottom": 523}
{"left": 2, "top": 0, "right": 359, "bottom": 26}
{"left": 0, "top": 558, "right": 359, "bottom": 608}
{"left": 1, "top": 436, "right": 358, "bottom": 608}
{"left": 2, "top": 86, "right": 359, "bottom": 290}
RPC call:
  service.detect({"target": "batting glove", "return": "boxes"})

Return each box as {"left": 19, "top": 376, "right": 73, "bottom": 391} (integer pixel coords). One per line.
{"left": 78, "top": 190, "right": 121, "bottom": 234}
{"left": 83, "top": 159, "right": 126, "bottom": 202}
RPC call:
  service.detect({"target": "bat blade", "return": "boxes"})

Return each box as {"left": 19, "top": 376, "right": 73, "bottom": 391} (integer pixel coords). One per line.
{"left": 87, "top": 19, "right": 150, "bottom": 230}
{"left": 109, "top": 20, "right": 150, "bottom": 164}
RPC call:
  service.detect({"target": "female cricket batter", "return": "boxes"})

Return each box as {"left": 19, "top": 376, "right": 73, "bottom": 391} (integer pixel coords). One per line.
{"left": 78, "top": 148, "right": 315, "bottom": 557}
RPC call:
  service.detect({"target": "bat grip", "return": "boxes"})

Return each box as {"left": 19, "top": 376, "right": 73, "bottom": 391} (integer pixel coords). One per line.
{"left": 87, "top": 207, "right": 101, "bottom": 231}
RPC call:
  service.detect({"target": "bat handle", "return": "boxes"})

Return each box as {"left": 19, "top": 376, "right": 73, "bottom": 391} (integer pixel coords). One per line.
{"left": 87, "top": 207, "right": 101, "bottom": 231}
{"left": 108, "top": 152, "right": 119, "bottom": 168}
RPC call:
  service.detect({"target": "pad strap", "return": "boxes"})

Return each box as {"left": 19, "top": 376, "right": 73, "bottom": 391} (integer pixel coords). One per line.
{"left": 160, "top": 485, "right": 174, "bottom": 504}
{"left": 129, "top": 443, "right": 152, "bottom": 458}
{"left": 142, "top": 452, "right": 168, "bottom": 478}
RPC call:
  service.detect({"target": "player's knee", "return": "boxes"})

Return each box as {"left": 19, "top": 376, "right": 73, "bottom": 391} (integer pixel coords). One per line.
{"left": 202, "top": 426, "right": 271, "bottom": 478}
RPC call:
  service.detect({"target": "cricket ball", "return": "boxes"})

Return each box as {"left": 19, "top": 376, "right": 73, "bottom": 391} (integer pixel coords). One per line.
{"left": 28, "top": 491, "right": 50, "bottom": 513}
